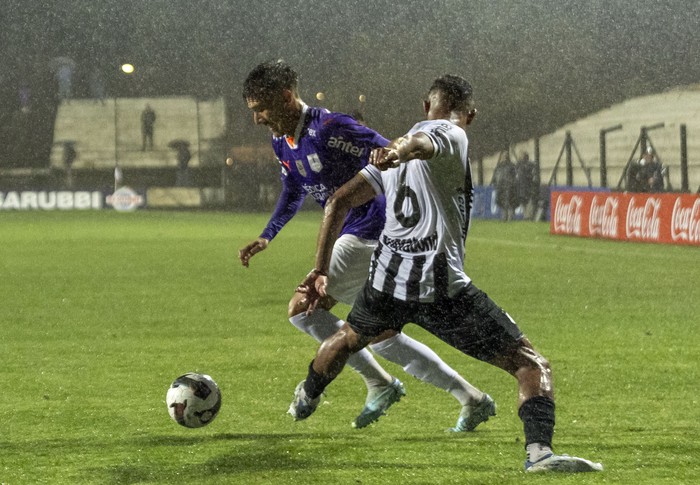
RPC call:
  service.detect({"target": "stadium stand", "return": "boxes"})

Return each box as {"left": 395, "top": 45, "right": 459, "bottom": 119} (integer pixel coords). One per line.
{"left": 482, "top": 85, "right": 700, "bottom": 192}
{"left": 49, "top": 97, "right": 226, "bottom": 170}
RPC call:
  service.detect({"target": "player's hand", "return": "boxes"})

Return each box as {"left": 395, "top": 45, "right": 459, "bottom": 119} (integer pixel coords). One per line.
{"left": 295, "top": 269, "right": 328, "bottom": 315}
{"left": 238, "top": 237, "right": 269, "bottom": 267}
{"left": 370, "top": 147, "right": 400, "bottom": 171}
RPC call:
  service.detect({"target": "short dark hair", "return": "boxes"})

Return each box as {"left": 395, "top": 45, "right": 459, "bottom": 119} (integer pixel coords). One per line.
{"left": 429, "top": 75, "right": 474, "bottom": 113}
{"left": 243, "top": 60, "right": 298, "bottom": 101}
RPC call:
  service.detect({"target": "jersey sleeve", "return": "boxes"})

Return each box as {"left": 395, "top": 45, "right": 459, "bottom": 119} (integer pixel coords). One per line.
{"left": 259, "top": 175, "right": 306, "bottom": 241}
{"left": 359, "top": 165, "right": 384, "bottom": 195}
{"left": 418, "top": 121, "right": 466, "bottom": 160}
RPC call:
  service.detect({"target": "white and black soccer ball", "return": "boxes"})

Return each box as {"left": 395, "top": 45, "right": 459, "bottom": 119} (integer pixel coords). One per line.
{"left": 166, "top": 372, "right": 222, "bottom": 428}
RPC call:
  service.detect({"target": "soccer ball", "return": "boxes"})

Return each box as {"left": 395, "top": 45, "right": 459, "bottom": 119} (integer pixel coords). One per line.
{"left": 166, "top": 372, "right": 222, "bottom": 428}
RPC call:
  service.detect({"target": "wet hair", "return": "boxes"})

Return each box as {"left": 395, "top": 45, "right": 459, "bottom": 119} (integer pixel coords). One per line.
{"left": 429, "top": 75, "right": 474, "bottom": 113}
{"left": 243, "top": 60, "right": 298, "bottom": 101}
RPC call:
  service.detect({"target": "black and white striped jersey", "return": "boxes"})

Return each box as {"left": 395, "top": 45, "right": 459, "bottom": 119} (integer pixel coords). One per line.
{"left": 360, "top": 119, "right": 474, "bottom": 302}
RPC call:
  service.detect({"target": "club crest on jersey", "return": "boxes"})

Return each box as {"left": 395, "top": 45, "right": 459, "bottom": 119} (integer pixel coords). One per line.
{"left": 307, "top": 153, "right": 323, "bottom": 173}
{"left": 295, "top": 159, "right": 307, "bottom": 177}
{"left": 327, "top": 136, "right": 365, "bottom": 157}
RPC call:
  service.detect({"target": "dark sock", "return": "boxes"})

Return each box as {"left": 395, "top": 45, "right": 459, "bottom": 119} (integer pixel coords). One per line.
{"left": 518, "top": 396, "right": 555, "bottom": 449}
{"left": 303, "top": 360, "right": 334, "bottom": 399}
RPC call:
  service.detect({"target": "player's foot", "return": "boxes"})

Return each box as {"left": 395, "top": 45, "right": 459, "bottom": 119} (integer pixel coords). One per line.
{"left": 287, "top": 380, "right": 321, "bottom": 421}
{"left": 525, "top": 453, "right": 603, "bottom": 473}
{"left": 448, "top": 393, "right": 496, "bottom": 432}
{"left": 352, "top": 378, "right": 405, "bottom": 429}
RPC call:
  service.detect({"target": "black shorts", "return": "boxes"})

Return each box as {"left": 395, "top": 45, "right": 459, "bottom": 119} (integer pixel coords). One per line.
{"left": 347, "top": 282, "right": 524, "bottom": 363}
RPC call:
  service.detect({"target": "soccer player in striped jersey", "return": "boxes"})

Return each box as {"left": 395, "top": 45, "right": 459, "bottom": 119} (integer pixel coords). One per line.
{"left": 239, "top": 61, "right": 494, "bottom": 431}
{"left": 291, "top": 74, "right": 603, "bottom": 473}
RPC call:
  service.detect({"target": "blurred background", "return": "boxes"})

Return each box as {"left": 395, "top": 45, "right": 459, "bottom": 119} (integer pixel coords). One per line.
{"left": 1, "top": 0, "right": 698, "bottom": 212}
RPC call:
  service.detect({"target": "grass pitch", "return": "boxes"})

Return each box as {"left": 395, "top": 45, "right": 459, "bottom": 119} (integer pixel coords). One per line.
{"left": 1, "top": 210, "right": 697, "bottom": 484}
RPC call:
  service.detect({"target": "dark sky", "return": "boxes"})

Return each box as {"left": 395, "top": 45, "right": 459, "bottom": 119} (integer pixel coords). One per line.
{"left": 2, "top": 0, "right": 699, "bottom": 158}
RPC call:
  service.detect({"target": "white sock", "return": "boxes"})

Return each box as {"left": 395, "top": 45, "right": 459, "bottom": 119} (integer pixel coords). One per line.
{"left": 289, "top": 310, "right": 393, "bottom": 389}
{"left": 370, "top": 333, "right": 483, "bottom": 406}
{"left": 526, "top": 443, "right": 553, "bottom": 463}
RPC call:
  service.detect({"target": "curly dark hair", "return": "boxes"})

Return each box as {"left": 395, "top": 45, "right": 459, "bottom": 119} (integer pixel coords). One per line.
{"left": 429, "top": 75, "right": 475, "bottom": 113}
{"left": 243, "top": 60, "right": 299, "bottom": 101}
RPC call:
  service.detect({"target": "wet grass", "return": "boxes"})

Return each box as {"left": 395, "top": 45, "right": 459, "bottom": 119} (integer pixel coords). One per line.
{"left": 1, "top": 210, "right": 697, "bottom": 484}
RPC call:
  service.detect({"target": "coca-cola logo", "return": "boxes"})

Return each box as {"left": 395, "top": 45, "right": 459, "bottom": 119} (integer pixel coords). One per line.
{"left": 589, "top": 196, "right": 619, "bottom": 238}
{"left": 626, "top": 197, "right": 661, "bottom": 240}
{"left": 554, "top": 195, "right": 582, "bottom": 235}
{"left": 671, "top": 197, "right": 700, "bottom": 243}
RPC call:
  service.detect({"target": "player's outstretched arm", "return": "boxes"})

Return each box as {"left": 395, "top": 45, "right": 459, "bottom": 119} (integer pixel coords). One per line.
{"left": 238, "top": 237, "right": 269, "bottom": 267}
{"left": 370, "top": 133, "right": 434, "bottom": 170}
{"left": 300, "top": 173, "right": 376, "bottom": 313}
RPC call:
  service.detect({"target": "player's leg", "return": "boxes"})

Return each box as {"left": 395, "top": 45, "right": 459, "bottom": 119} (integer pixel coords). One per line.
{"left": 369, "top": 331, "right": 493, "bottom": 431}
{"left": 291, "top": 283, "right": 406, "bottom": 422}
{"left": 289, "top": 321, "right": 375, "bottom": 421}
{"left": 419, "top": 284, "right": 602, "bottom": 472}
{"left": 490, "top": 339, "right": 602, "bottom": 472}
{"left": 326, "top": 235, "right": 490, "bottom": 429}
{"left": 288, "top": 291, "right": 394, "bottom": 391}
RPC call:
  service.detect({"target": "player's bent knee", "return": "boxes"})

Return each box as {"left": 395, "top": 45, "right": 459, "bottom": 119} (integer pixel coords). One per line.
{"left": 287, "top": 292, "right": 310, "bottom": 319}
{"left": 513, "top": 342, "right": 554, "bottom": 395}
{"left": 320, "top": 323, "right": 368, "bottom": 355}
{"left": 519, "top": 346, "right": 551, "bottom": 373}
{"left": 492, "top": 339, "right": 552, "bottom": 378}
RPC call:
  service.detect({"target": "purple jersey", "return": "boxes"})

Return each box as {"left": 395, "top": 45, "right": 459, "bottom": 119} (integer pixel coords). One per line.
{"left": 260, "top": 104, "right": 389, "bottom": 241}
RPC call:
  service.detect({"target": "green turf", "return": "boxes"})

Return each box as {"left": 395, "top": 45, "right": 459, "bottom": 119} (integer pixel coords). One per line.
{"left": 1, "top": 210, "right": 698, "bottom": 484}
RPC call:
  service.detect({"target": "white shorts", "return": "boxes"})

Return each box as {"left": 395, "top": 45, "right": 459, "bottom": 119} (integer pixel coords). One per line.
{"left": 324, "top": 234, "right": 377, "bottom": 306}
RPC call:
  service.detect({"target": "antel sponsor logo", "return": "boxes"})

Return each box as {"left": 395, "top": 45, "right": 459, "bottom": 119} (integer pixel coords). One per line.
{"left": 626, "top": 197, "right": 661, "bottom": 240}
{"left": 0, "top": 191, "right": 103, "bottom": 210}
{"left": 671, "top": 197, "right": 700, "bottom": 243}
{"left": 554, "top": 194, "right": 583, "bottom": 235}
{"left": 589, "top": 196, "right": 619, "bottom": 238}
{"left": 327, "top": 136, "right": 366, "bottom": 157}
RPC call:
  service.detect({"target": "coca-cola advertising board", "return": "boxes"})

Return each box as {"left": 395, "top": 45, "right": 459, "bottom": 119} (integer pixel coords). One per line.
{"left": 550, "top": 191, "right": 700, "bottom": 246}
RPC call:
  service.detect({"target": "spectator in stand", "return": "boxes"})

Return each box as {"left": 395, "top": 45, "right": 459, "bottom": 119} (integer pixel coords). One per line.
{"left": 515, "top": 151, "right": 540, "bottom": 220}
{"left": 174, "top": 142, "right": 192, "bottom": 187}
{"left": 638, "top": 148, "right": 664, "bottom": 192}
{"left": 18, "top": 82, "right": 31, "bottom": 113}
{"left": 141, "top": 104, "right": 157, "bottom": 151}
{"left": 63, "top": 141, "right": 77, "bottom": 189}
{"left": 89, "top": 67, "right": 107, "bottom": 105}
{"left": 492, "top": 152, "right": 517, "bottom": 221}
{"left": 50, "top": 56, "right": 76, "bottom": 102}
{"left": 627, "top": 148, "right": 664, "bottom": 192}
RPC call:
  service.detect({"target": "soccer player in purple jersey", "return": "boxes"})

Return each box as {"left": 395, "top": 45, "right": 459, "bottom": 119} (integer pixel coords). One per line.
{"left": 290, "top": 74, "right": 603, "bottom": 473}
{"left": 239, "top": 60, "right": 495, "bottom": 430}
